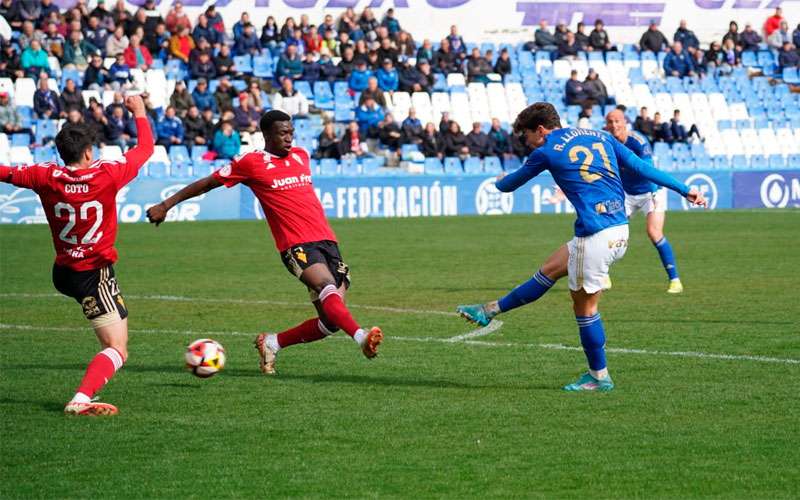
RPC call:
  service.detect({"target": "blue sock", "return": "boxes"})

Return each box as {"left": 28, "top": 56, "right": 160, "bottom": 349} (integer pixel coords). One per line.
{"left": 653, "top": 237, "right": 679, "bottom": 280}
{"left": 577, "top": 313, "right": 607, "bottom": 371}
{"left": 498, "top": 270, "right": 555, "bottom": 312}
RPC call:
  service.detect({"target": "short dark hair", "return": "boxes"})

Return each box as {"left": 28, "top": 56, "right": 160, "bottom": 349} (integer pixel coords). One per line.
{"left": 260, "top": 110, "right": 292, "bottom": 135}
{"left": 55, "top": 124, "right": 93, "bottom": 165}
{"left": 513, "top": 102, "right": 561, "bottom": 135}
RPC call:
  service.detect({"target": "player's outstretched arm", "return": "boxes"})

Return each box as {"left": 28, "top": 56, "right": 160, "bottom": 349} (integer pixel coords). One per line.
{"left": 122, "top": 95, "right": 155, "bottom": 169}
{"left": 495, "top": 150, "right": 547, "bottom": 192}
{"left": 146, "top": 175, "right": 223, "bottom": 226}
{"left": 611, "top": 138, "right": 707, "bottom": 207}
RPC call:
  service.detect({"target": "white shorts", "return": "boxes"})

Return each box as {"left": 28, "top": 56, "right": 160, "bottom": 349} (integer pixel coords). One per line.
{"left": 567, "top": 224, "right": 630, "bottom": 294}
{"left": 625, "top": 189, "right": 667, "bottom": 217}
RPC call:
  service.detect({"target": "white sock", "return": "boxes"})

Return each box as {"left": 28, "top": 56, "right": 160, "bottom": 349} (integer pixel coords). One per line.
{"left": 70, "top": 392, "right": 92, "bottom": 404}
{"left": 266, "top": 334, "right": 281, "bottom": 352}
{"left": 590, "top": 368, "right": 609, "bottom": 380}
{"left": 353, "top": 329, "right": 367, "bottom": 346}
{"left": 485, "top": 301, "right": 500, "bottom": 316}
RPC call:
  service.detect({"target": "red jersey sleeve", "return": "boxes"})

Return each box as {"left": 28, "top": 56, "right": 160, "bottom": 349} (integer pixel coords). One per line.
{"left": 212, "top": 154, "right": 250, "bottom": 188}
{"left": 105, "top": 117, "right": 155, "bottom": 188}
{"left": 0, "top": 164, "right": 50, "bottom": 190}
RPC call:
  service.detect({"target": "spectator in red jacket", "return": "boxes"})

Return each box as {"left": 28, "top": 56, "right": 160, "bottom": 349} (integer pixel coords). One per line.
{"left": 123, "top": 34, "right": 153, "bottom": 70}
{"left": 764, "top": 7, "right": 784, "bottom": 37}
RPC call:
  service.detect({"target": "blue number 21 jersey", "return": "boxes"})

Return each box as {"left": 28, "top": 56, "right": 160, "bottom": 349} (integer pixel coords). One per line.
{"left": 496, "top": 128, "right": 689, "bottom": 237}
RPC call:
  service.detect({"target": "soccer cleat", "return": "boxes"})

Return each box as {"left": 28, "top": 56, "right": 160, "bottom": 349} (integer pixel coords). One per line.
{"left": 64, "top": 401, "right": 118, "bottom": 416}
{"left": 456, "top": 304, "right": 495, "bottom": 327}
{"left": 667, "top": 279, "right": 683, "bottom": 294}
{"left": 254, "top": 333, "right": 277, "bottom": 374}
{"left": 562, "top": 372, "right": 615, "bottom": 392}
{"left": 361, "top": 327, "right": 383, "bottom": 359}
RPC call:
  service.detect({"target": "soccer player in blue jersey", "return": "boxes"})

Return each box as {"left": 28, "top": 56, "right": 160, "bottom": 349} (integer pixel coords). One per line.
{"left": 605, "top": 109, "right": 683, "bottom": 293}
{"left": 456, "top": 103, "right": 706, "bottom": 391}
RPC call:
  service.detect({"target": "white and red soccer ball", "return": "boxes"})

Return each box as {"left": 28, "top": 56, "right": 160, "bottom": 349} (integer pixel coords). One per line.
{"left": 185, "top": 339, "right": 226, "bottom": 378}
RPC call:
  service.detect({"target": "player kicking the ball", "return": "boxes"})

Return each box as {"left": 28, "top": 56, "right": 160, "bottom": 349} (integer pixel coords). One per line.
{"left": 146, "top": 110, "right": 382, "bottom": 374}
{"left": 0, "top": 96, "right": 153, "bottom": 415}
{"left": 605, "top": 109, "right": 683, "bottom": 293}
{"left": 456, "top": 103, "right": 705, "bottom": 391}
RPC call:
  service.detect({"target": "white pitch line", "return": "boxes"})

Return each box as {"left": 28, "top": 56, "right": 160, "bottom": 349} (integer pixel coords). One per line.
{"left": 1, "top": 323, "right": 798, "bottom": 366}
{"left": 447, "top": 320, "right": 504, "bottom": 342}
{"left": 0, "top": 292, "right": 456, "bottom": 317}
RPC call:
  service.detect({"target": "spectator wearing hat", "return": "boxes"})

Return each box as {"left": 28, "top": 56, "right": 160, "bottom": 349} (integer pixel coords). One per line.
{"left": 191, "top": 78, "right": 217, "bottom": 113}
{"left": 640, "top": 20, "right": 669, "bottom": 53}
{"left": 273, "top": 78, "right": 309, "bottom": 117}
{"left": 276, "top": 44, "right": 303, "bottom": 80}
{"left": 739, "top": 23, "right": 762, "bottom": 51}
{"left": 124, "top": 34, "right": 153, "bottom": 70}
{"left": 212, "top": 121, "right": 241, "bottom": 160}
{"left": 376, "top": 58, "right": 399, "bottom": 92}
{"left": 233, "top": 92, "right": 260, "bottom": 133}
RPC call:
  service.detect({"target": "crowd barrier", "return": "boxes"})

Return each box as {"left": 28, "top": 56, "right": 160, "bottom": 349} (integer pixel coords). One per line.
{"left": 1, "top": 169, "right": 798, "bottom": 224}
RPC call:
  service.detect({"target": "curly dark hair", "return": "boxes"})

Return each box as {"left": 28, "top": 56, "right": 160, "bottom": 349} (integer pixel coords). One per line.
{"left": 513, "top": 102, "right": 561, "bottom": 135}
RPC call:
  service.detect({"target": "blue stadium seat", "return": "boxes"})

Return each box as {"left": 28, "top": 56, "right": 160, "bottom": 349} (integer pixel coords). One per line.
{"left": 17, "top": 106, "right": 33, "bottom": 128}
{"left": 424, "top": 157, "right": 443, "bottom": 175}
{"left": 483, "top": 156, "right": 503, "bottom": 174}
{"left": 191, "top": 146, "right": 208, "bottom": 161}
{"left": 503, "top": 156, "right": 521, "bottom": 172}
{"left": 11, "top": 133, "right": 30, "bottom": 147}
{"left": 340, "top": 157, "right": 360, "bottom": 176}
{"left": 169, "top": 145, "right": 190, "bottom": 165}
{"left": 33, "top": 144, "right": 56, "bottom": 163}
{"left": 253, "top": 54, "right": 273, "bottom": 78}
{"left": 233, "top": 55, "right": 253, "bottom": 74}
{"left": 768, "top": 155, "right": 785, "bottom": 169}
{"left": 35, "top": 119, "right": 58, "bottom": 144}
{"left": 788, "top": 154, "right": 800, "bottom": 168}
{"left": 170, "top": 163, "right": 193, "bottom": 178}
{"left": 783, "top": 67, "right": 800, "bottom": 85}
{"left": 148, "top": 162, "right": 169, "bottom": 178}
{"left": 731, "top": 155, "right": 748, "bottom": 169}
{"left": 361, "top": 157, "right": 381, "bottom": 176}
{"left": 750, "top": 155, "right": 768, "bottom": 169}
{"left": 319, "top": 159, "right": 339, "bottom": 176}
{"left": 443, "top": 157, "right": 463, "bottom": 175}
{"left": 295, "top": 80, "right": 313, "bottom": 99}
{"left": 711, "top": 155, "right": 730, "bottom": 169}
{"left": 463, "top": 157, "right": 482, "bottom": 174}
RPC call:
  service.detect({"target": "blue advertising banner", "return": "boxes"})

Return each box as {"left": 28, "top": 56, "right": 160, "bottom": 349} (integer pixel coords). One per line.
{"left": 2, "top": 170, "right": 797, "bottom": 225}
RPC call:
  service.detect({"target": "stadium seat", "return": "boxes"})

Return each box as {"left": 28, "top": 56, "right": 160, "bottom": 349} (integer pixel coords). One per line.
{"left": 169, "top": 145, "right": 191, "bottom": 165}
{"left": 9, "top": 146, "right": 34, "bottom": 165}
{"left": 100, "top": 146, "right": 124, "bottom": 161}
{"left": 33, "top": 144, "right": 56, "bottom": 163}
{"left": 319, "top": 159, "right": 339, "bottom": 176}
{"left": 767, "top": 155, "right": 785, "bottom": 169}
{"left": 424, "top": 157, "right": 443, "bottom": 175}
{"left": 463, "top": 157, "right": 482, "bottom": 174}
{"left": 147, "top": 162, "right": 169, "bottom": 178}
{"left": 730, "top": 155, "right": 748, "bottom": 169}
{"left": 340, "top": 157, "right": 360, "bottom": 176}
{"left": 11, "top": 133, "right": 30, "bottom": 147}
{"left": 788, "top": 154, "right": 800, "bottom": 168}
{"left": 13, "top": 78, "right": 35, "bottom": 107}
{"left": 253, "top": 54, "right": 273, "bottom": 78}
{"left": 443, "top": 157, "right": 463, "bottom": 175}
{"left": 483, "top": 156, "right": 503, "bottom": 174}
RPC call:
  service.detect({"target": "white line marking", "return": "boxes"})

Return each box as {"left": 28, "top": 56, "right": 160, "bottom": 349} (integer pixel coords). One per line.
{"left": 0, "top": 292, "right": 456, "bottom": 317}
{"left": 1, "top": 323, "right": 798, "bottom": 366}
{"left": 447, "top": 320, "right": 504, "bottom": 342}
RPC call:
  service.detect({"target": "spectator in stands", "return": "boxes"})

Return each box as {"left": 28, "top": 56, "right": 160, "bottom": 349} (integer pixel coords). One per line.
{"left": 233, "top": 12, "right": 251, "bottom": 40}
{"left": 280, "top": 16, "right": 297, "bottom": 41}
{"left": 767, "top": 21, "right": 791, "bottom": 51}
{"left": 739, "top": 23, "right": 762, "bottom": 51}
{"left": 488, "top": 118, "right": 513, "bottom": 159}
{"left": 0, "top": 91, "right": 31, "bottom": 138}
{"left": 338, "top": 46, "right": 356, "bottom": 80}
{"left": 663, "top": 41, "right": 696, "bottom": 77}
{"left": 86, "top": 104, "right": 109, "bottom": 147}
{"left": 652, "top": 111, "right": 672, "bottom": 144}
{"left": 214, "top": 44, "right": 237, "bottom": 78}
{"left": 124, "top": 34, "right": 153, "bottom": 70}
{"left": 397, "top": 58, "right": 428, "bottom": 92}
{"left": 233, "top": 92, "right": 260, "bottom": 133}
{"left": 105, "top": 25, "right": 128, "bottom": 57}
{"left": 359, "top": 8, "right": 379, "bottom": 42}
{"left": 634, "top": 106, "right": 655, "bottom": 143}
{"left": 467, "top": 47, "right": 492, "bottom": 83}
{"left": 558, "top": 32, "right": 580, "bottom": 60}
{"left": 722, "top": 21, "right": 739, "bottom": 46}
{"left": 150, "top": 22, "right": 171, "bottom": 60}
{"left": 704, "top": 41, "right": 724, "bottom": 73}
{"left": 191, "top": 78, "right": 216, "bottom": 113}
{"left": 235, "top": 23, "right": 263, "bottom": 56}
{"left": 300, "top": 52, "right": 321, "bottom": 84}
{"left": 315, "top": 122, "right": 340, "bottom": 159}
{"left": 84, "top": 16, "right": 109, "bottom": 53}
{"left": 565, "top": 70, "right": 587, "bottom": 106}
{"left": 356, "top": 96, "right": 384, "bottom": 137}
{"left": 0, "top": 43, "right": 24, "bottom": 80}
{"left": 577, "top": 104, "right": 593, "bottom": 128}
{"left": 442, "top": 120, "right": 469, "bottom": 160}
{"left": 553, "top": 22, "right": 569, "bottom": 48}
{"left": 273, "top": 78, "right": 309, "bottom": 117}
{"left": 494, "top": 48, "right": 512, "bottom": 76}
{"left": 590, "top": 19, "right": 614, "bottom": 52}
{"left": 182, "top": 105, "right": 206, "bottom": 147}
{"left": 574, "top": 22, "right": 590, "bottom": 52}
{"left": 434, "top": 38, "right": 460, "bottom": 74}
{"left": 396, "top": 31, "right": 416, "bottom": 58}
{"left": 339, "top": 120, "right": 369, "bottom": 158}
{"left": 42, "top": 22, "right": 65, "bottom": 59}
{"left": 33, "top": 76, "right": 60, "bottom": 119}
{"left": 200, "top": 107, "right": 216, "bottom": 140}
{"left": 319, "top": 53, "right": 340, "bottom": 81}
{"left": 401, "top": 108, "right": 423, "bottom": 144}
{"left": 84, "top": 53, "right": 111, "bottom": 90}
{"left": 156, "top": 106, "right": 184, "bottom": 149}
{"left": 191, "top": 50, "right": 217, "bottom": 80}
{"left": 108, "top": 53, "right": 133, "bottom": 89}
{"left": 438, "top": 111, "right": 452, "bottom": 134}
{"left": 721, "top": 38, "right": 742, "bottom": 69}
{"left": 90, "top": 0, "right": 113, "bottom": 30}
{"left": 778, "top": 41, "right": 800, "bottom": 69}
{"left": 63, "top": 30, "right": 97, "bottom": 70}
{"left": 420, "top": 122, "right": 443, "bottom": 159}
{"left": 378, "top": 112, "right": 402, "bottom": 152}
{"left": 349, "top": 59, "right": 372, "bottom": 92}
{"left": 18, "top": 21, "right": 44, "bottom": 50}
{"left": 169, "top": 25, "right": 195, "bottom": 64}
{"left": 764, "top": 7, "right": 784, "bottom": 38}
{"left": 21, "top": 39, "right": 50, "bottom": 78}
{"left": 466, "top": 122, "right": 490, "bottom": 158}
{"left": 276, "top": 44, "right": 303, "bottom": 80}
{"left": 169, "top": 80, "right": 194, "bottom": 118}
{"left": 304, "top": 25, "right": 323, "bottom": 54}
{"left": 213, "top": 77, "right": 236, "bottom": 111}
{"left": 320, "top": 29, "right": 338, "bottom": 56}
{"left": 416, "top": 39, "right": 434, "bottom": 63}
{"left": 59, "top": 78, "right": 84, "bottom": 113}
{"left": 194, "top": 14, "right": 221, "bottom": 48}
{"left": 204, "top": 4, "right": 225, "bottom": 35}
{"left": 671, "top": 109, "right": 700, "bottom": 143}
{"left": 39, "top": 0, "right": 60, "bottom": 25}
{"left": 583, "top": 69, "right": 610, "bottom": 106}
{"left": 319, "top": 14, "right": 336, "bottom": 38}
{"left": 376, "top": 58, "right": 399, "bottom": 92}
{"left": 104, "top": 104, "right": 135, "bottom": 149}
{"left": 673, "top": 20, "right": 699, "bottom": 53}
{"left": 640, "top": 20, "right": 669, "bottom": 53}
{"left": 212, "top": 121, "right": 241, "bottom": 160}
{"left": 535, "top": 19, "right": 557, "bottom": 52}
{"left": 377, "top": 37, "right": 399, "bottom": 66}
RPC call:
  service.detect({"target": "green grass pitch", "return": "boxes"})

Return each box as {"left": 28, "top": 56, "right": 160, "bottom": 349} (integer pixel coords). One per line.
{"left": 1, "top": 211, "right": 799, "bottom": 498}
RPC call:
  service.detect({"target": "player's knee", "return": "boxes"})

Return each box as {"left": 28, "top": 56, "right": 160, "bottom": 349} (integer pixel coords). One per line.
{"left": 647, "top": 226, "right": 663, "bottom": 243}
{"left": 317, "top": 318, "right": 339, "bottom": 335}
{"left": 314, "top": 280, "right": 338, "bottom": 297}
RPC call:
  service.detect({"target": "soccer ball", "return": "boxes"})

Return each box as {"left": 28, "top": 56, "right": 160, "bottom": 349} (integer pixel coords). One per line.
{"left": 185, "top": 339, "right": 226, "bottom": 378}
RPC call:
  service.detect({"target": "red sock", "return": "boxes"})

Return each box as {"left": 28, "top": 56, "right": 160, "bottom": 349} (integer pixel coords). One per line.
{"left": 277, "top": 318, "right": 329, "bottom": 348}
{"left": 319, "top": 285, "right": 361, "bottom": 337}
{"left": 77, "top": 347, "right": 124, "bottom": 398}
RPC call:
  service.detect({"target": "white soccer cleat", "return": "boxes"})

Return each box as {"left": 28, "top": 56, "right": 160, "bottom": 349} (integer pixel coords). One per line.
{"left": 667, "top": 279, "right": 683, "bottom": 294}
{"left": 254, "top": 333, "right": 278, "bottom": 374}
{"left": 64, "top": 401, "right": 118, "bottom": 416}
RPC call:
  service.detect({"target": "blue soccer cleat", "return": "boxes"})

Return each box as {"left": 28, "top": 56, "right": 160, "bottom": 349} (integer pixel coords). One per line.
{"left": 562, "top": 372, "right": 615, "bottom": 392}
{"left": 456, "top": 304, "right": 496, "bottom": 327}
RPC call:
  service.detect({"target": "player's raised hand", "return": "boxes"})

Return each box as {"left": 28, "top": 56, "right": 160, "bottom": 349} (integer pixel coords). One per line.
{"left": 146, "top": 202, "right": 168, "bottom": 226}
{"left": 685, "top": 188, "right": 707, "bottom": 208}
{"left": 125, "top": 95, "right": 147, "bottom": 118}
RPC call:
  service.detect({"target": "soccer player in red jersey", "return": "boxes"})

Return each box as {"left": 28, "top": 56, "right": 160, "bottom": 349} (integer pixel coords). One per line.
{"left": 0, "top": 96, "right": 154, "bottom": 416}
{"left": 146, "top": 110, "right": 383, "bottom": 374}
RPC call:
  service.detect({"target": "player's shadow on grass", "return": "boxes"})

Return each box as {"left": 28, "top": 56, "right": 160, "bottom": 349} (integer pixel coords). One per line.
{"left": 0, "top": 397, "right": 67, "bottom": 413}
{"left": 275, "top": 372, "right": 543, "bottom": 391}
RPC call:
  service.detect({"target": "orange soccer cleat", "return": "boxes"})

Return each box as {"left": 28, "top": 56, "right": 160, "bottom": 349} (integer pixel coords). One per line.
{"left": 64, "top": 401, "right": 118, "bottom": 416}
{"left": 361, "top": 327, "right": 383, "bottom": 359}
{"left": 254, "top": 333, "right": 277, "bottom": 374}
